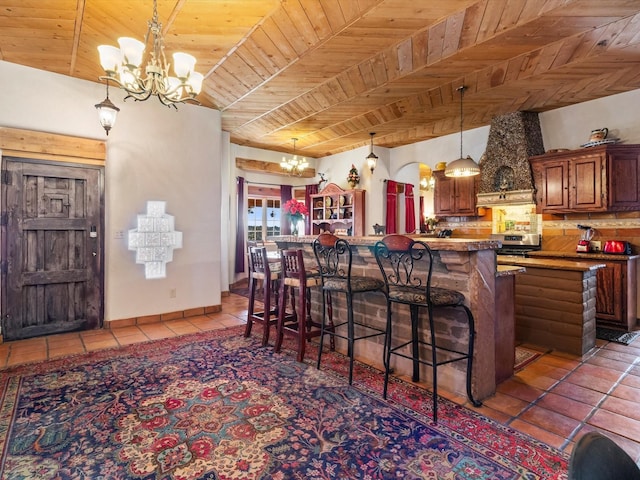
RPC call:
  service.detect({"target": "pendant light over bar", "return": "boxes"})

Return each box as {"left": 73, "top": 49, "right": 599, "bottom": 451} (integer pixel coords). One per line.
{"left": 444, "top": 86, "right": 480, "bottom": 177}
{"left": 366, "top": 132, "right": 378, "bottom": 173}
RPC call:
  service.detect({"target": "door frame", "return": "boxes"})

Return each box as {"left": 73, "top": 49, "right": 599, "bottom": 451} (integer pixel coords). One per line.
{"left": 0, "top": 127, "right": 106, "bottom": 340}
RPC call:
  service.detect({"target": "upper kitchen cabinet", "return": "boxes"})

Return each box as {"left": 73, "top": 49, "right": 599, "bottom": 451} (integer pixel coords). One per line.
{"left": 433, "top": 170, "right": 479, "bottom": 216}
{"left": 530, "top": 144, "right": 640, "bottom": 213}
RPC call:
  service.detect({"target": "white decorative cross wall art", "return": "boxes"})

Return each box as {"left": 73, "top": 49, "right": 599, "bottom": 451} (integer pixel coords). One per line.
{"left": 128, "top": 201, "right": 183, "bottom": 279}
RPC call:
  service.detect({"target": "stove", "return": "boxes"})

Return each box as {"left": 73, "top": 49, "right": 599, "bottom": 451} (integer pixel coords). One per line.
{"left": 490, "top": 233, "right": 541, "bottom": 256}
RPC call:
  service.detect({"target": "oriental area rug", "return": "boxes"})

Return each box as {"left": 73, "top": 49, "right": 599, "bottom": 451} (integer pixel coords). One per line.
{"left": 0, "top": 326, "right": 568, "bottom": 479}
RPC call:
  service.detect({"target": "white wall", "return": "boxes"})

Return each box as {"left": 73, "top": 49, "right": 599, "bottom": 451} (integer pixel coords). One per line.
{"left": 539, "top": 89, "right": 640, "bottom": 149}
{"left": 0, "top": 60, "right": 222, "bottom": 321}
{"left": 316, "top": 143, "right": 391, "bottom": 230}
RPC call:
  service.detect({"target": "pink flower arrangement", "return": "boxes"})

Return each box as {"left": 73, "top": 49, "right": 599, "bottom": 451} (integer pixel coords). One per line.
{"left": 282, "top": 199, "right": 308, "bottom": 218}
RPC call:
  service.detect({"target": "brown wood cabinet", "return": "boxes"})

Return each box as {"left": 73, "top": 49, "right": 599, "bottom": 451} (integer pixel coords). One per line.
{"left": 310, "top": 183, "right": 365, "bottom": 236}
{"left": 594, "top": 259, "right": 638, "bottom": 331}
{"left": 528, "top": 251, "right": 639, "bottom": 331}
{"left": 433, "top": 170, "right": 479, "bottom": 216}
{"left": 530, "top": 144, "right": 640, "bottom": 213}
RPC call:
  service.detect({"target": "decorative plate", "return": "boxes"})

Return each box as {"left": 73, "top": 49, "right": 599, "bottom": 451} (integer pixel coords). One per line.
{"left": 325, "top": 197, "right": 332, "bottom": 207}
{"left": 339, "top": 195, "right": 346, "bottom": 206}
{"left": 580, "top": 138, "right": 619, "bottom": 148}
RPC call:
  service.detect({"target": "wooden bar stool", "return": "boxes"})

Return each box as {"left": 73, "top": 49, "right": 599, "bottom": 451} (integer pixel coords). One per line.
{"left": 373, "top": 234, "right": 481, "bottom": 423}
{"left": 274, "top": 249, "right": 325, "bottom": 362}
{"left": 245, "top": 246, "right": 280, "bottom": 346}
{"left": 313, "top": 233, "right": 386, "bottom": 384}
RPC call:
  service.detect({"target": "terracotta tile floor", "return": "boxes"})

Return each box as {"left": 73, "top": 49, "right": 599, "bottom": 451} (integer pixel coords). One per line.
{"left": 1, "top": 292, "right": 639, "bottom": 463}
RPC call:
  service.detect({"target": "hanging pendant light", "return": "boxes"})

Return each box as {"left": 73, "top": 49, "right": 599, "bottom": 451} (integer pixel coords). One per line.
{"left": 366, "top": 132, "right": 378, "bottom": 173}
{"left": 94, "top": 79, "right": 120, "bottom": 135}
{"left": 444, "top": 86, "right": 480, "bottom": 177}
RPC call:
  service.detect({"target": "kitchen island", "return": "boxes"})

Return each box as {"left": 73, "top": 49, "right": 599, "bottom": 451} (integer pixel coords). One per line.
{"left": 270, "top": 235, "right": 513, "bottom": 401}
{"left": 497, "top": 256, "right": 605, "bottom": 355}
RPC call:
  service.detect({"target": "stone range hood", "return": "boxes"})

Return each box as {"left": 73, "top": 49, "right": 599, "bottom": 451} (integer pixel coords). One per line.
{"left": 476, "top": 111, "right": 545, "bottom": 207}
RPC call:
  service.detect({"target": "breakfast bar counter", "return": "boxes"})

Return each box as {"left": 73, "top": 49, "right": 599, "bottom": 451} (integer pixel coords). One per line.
{"left": 270, "top": 235, "right": 510, "bottom": 400}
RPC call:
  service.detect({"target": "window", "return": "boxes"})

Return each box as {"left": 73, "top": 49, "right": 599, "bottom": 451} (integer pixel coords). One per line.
{"left": 248, "top": 197, "right": 281, "bottom": 241}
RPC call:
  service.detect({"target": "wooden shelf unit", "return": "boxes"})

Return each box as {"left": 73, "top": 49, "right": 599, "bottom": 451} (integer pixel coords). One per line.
{"left": 310, "top": 183, "right": 365, "bottom": 236}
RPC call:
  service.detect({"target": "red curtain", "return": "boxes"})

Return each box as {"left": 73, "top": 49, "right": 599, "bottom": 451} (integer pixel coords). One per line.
{"left": 305, "top": 184, "right": 318, "bottom": 235}
{"left": 235, "top": 177, "right": 246, "bottom": 273}
{"left": 404, "top": 183, "right": 416, "bottom": 233}
{"left": 385, "top": 180, "right": 398, "bottom": 234}
{"left": 419, "top": 195, "right": 426, "bottom": 233}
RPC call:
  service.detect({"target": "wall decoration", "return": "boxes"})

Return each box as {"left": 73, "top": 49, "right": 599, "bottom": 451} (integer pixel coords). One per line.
{"left": 128, "top": 201, "right": 183, "bottom": 279}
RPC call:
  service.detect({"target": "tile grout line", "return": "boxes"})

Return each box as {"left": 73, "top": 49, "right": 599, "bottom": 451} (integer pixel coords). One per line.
{"left": 558, "top": 343, "right": 640, "bottom": 450}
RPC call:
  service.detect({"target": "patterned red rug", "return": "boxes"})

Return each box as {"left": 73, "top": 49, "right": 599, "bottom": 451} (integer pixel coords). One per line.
{"left": 0, "top": 326, "right": 568, "bottom": 479}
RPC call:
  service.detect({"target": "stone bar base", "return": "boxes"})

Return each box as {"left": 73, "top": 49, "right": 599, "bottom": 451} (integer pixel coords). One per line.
{"left": 273, "top": 235, "right": 507, "bottom": 401}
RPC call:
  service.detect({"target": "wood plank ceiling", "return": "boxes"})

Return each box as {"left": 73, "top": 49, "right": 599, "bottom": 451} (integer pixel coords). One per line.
{"left": 1, "top": 0, "right": 640, "bottom": 158}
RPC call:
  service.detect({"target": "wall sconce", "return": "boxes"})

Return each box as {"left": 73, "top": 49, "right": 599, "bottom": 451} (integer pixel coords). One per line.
{"left": 128, "top": 201, "right": 183, "bottom": 279}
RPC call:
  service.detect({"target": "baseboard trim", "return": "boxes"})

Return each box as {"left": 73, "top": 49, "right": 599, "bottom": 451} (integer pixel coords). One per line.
{"left": 105, "top": 304, "right": 222, "bottom": 330}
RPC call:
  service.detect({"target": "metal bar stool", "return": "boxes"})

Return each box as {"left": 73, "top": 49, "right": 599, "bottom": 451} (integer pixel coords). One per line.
{"left": 313, "top": 233, "right": 386, "bottom": 384}
{"left": 274, "top": 248, "right": 325, "bottom": 362}
{"left": 373, "top": 234, "right": 481, "bottom": 423}
{"left": 245, "top": 246, "right": 280, "bottom": 346}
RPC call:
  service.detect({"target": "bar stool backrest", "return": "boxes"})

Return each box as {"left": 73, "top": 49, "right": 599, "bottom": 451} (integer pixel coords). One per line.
{"left": 280, "top": 249, "right": 307, "bottom": 286}
{"left": 249, "top": 246, "right": 270, "bottom": 280}
{"left": 374, "top": 234, "right": 434, "bottom": 300}
{"left": 312, "top": 233, "right": 353, "bottom": 285}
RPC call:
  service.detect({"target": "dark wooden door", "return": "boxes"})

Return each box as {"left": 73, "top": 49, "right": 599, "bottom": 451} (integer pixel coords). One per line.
{"left": 1, "top": 158, "right": 104, "bottom": 341}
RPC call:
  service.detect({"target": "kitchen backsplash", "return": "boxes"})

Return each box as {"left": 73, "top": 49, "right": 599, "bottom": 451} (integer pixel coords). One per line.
{"left": 437, "top": 210, "right": 640, "bottom": 253}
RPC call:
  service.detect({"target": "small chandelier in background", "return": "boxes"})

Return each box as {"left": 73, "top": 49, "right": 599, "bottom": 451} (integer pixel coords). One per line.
{"left": 95, "top": 0, "right": 204, "bottom": 133}
{"left": 280, "top": 138, "right": 309, "bottom": 175}
{"left": 444, "top": 86, "right": 480, "bottom": 177}
{"left": 366, "top": 132, "right": 378, "bottom": 173}
{"left": 420, "top": 176, "right": 435, "bottom": 191}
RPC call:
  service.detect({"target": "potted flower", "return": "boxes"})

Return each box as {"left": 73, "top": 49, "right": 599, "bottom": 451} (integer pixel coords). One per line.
{"left": 282, "top": 198, "right": 308, "bottom": 236}
{"left": 347, "top": 164, "right": 360, "bottom": 189}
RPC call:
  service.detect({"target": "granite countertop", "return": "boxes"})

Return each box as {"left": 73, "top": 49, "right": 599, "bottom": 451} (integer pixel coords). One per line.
{"left": 527, "top": 250, "right": 640, "bottom": 261}
{"left": 496, "top": 265, "right": 526, "bottom": 277}
{"left": 270, "top": 235, "right": 501, "bottom": 252}
{"left": 497, "top": 255, "right": 606, "bottom": 272}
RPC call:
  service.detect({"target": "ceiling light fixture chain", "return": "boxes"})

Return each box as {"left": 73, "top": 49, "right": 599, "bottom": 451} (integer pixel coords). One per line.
{"left": 95, "top": 0, "right": 204, "bottom": 133}
{"left": 444, "top": 85, "right": 480, "bottom": 177}
{"left": 280, "top": 138, "right": 309, "bottom": 176}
